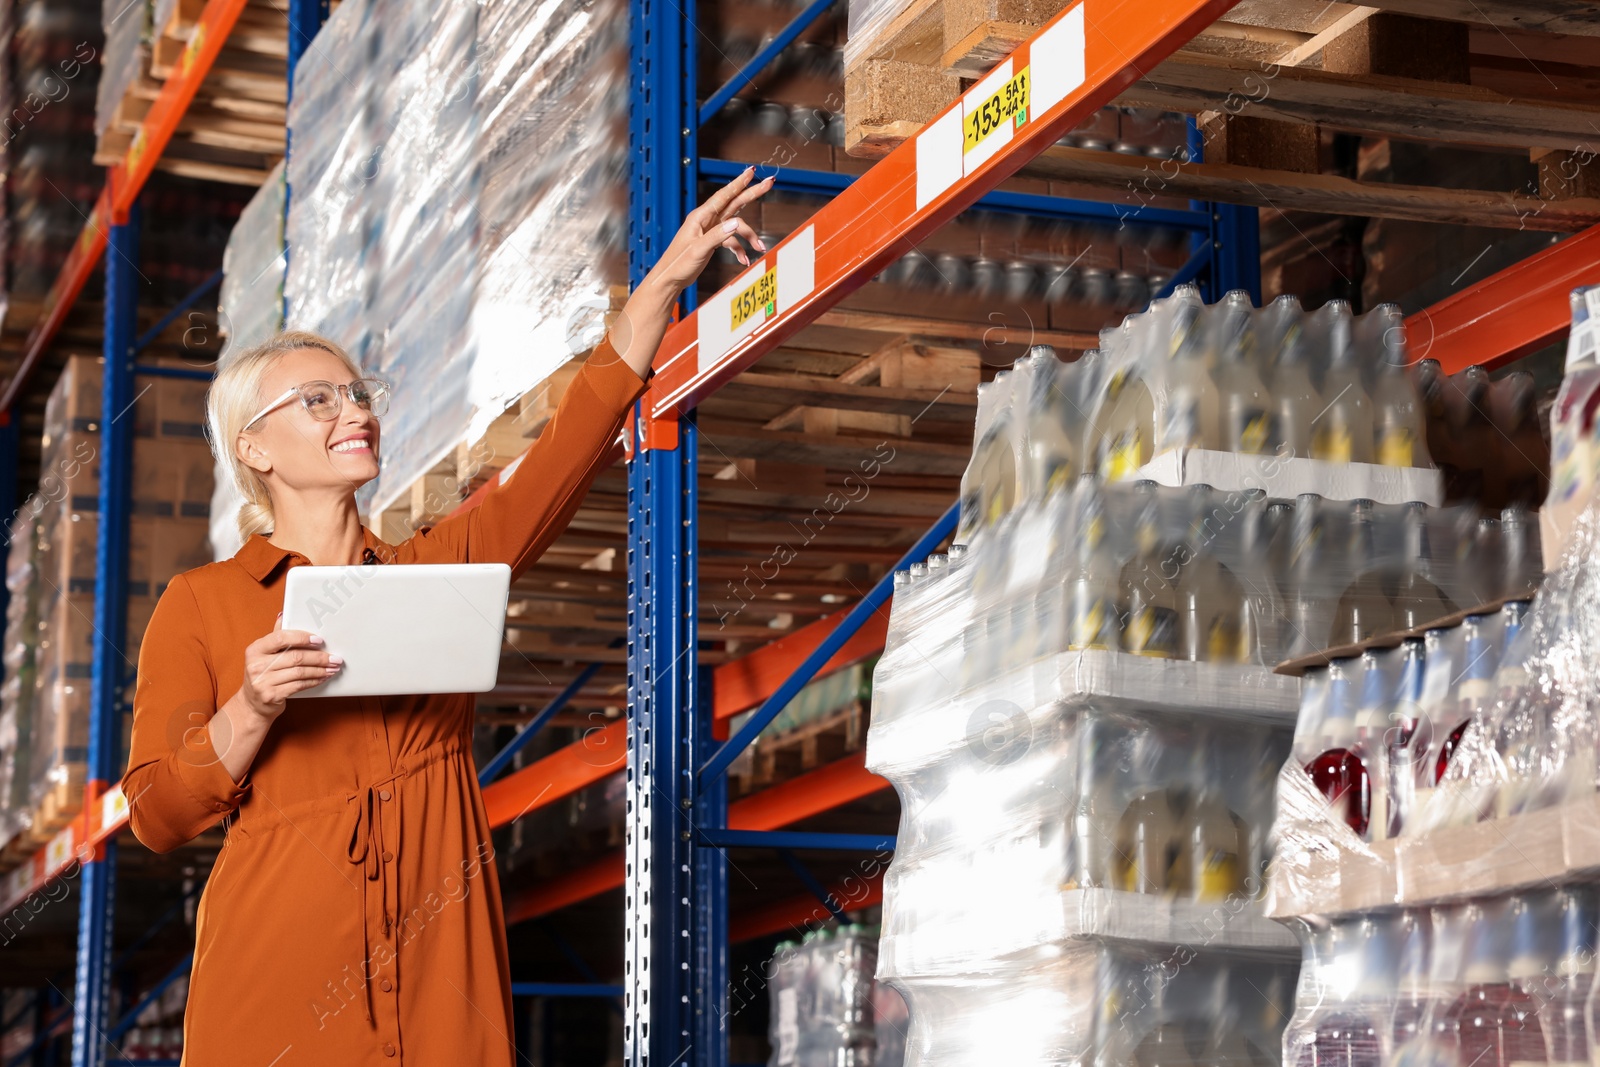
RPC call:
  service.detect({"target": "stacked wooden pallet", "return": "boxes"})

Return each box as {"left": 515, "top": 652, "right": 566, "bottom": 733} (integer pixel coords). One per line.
{"left": 94, "top": 0, "right": 297, "bottom": 186}
{"left": 843, "top": 0, "right": 1600, "bottom": 232}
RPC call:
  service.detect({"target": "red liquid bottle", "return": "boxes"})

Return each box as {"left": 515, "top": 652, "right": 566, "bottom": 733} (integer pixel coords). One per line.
{"left": 1446, "top": 898, "right": 1546, "bottom": 1067}
{"left": 1304, "top": 660, "right": 1370, "bottom": 838}
{"left": 1433, "top": 615, "right": 1498, "bottom": 787}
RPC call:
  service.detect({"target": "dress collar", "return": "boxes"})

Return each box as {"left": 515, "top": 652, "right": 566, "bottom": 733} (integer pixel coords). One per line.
{"left": 234, "top": 527, "right": 396, "bottom": 584}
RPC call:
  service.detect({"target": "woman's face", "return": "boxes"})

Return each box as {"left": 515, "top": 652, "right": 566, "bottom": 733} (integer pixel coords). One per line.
{"left": 242, "top": 347, "right": 382, "bottom": 492}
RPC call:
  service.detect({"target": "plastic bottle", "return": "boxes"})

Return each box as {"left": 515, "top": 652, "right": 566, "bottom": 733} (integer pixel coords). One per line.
{"left": 1313, "top": 303, "right": 1375, "bottom": 463}
{"left": 1063, "top": 478, "right": 1123, "bottom": 652}
{"left": 1394, "top": 904, "right": 1470, "bottom": 1067}
{"left": 1213, "top": 291, "right": 1275, "bottom": 454}
{"left": 1491, "top": 603, "right": 1541, "bottom": 819}
{"left": 1331, "top": 500, "right": 1396, "bottom": 647}
{"left": 1284, "top": 493, "right": 1331, "bottom": 660}
{"left": 1021, "top": 344, "right": 1080, "bottom": 500}
{"left": 957, "top": 379, "right": 1015, "bottom": 545}
{"left": 1303, "top": 658, "right": 1371, "bottom": 838}
{"left": 1069, "top": 716, "right": 1120, "bottom": 889}
{"left": 1390, "top": 909, "right": 1434, "bottom": 1057}
{"left": 1177, "top": 485, "right": 1244, "bottom": 662}
{"left": 1354, "top": 651, "right": 1393, "bottom": 842}
{"left": 1181, "top": 736, "right": 1246, "bottom": 901}
{"left": 1154, "top": 293, "right": 1221, "bottom": 455}
{"left": 1445, "top": 898, "right": 1545, "bottom": 1067}
{"left": 1116, "top": 785, "right": 1184, "bottom": 896}
{"left": 1433, "top": 614, "right": 1499, "bottom": 788}
{"left": 1550, "top": 887, "right": 1597, "bottom": 1067}
{"left": 1271, "top": 305, "right": 1323, "bottom": 460}
{"left": 1097, "top": 353, "right": 1156, "bottom": 480}
{"left": 1234, "top": 491, "right": 1279, "bottom": 664}
{"left": 1371, "top": 305, "right": 1427, "bottom": 467}
{"left": 1391, "top": 502, "right": 1455, "bottom": 632}
{"left": 1120, "top": 481, "right": 1180, "bottom": 658}
{"left": 1499, "top": 504, "right": 1539, "bottom": 601}
{"left": 1386, "top": 639, "right": 1427, "bottom": 839}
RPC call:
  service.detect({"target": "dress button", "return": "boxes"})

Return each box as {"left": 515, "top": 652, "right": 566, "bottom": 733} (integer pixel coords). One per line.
{"left": 379, "top": 789, "right": 392, "bottom": 801}
{"left": 382, "top": 850, "right": 394, "bottom": 863}
{"left": 381, "top": 979, "right": 393, "bottom": 992}
{"left": 383, "top": 1042, "right": 396, "bottom": 1057}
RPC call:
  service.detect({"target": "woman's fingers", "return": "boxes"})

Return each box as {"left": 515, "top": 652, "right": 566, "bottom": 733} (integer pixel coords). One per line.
{"left": 258, "top": 628, "right": 323, "bottom": 654}
{"left": 720, "top": 174, "right": 776, "bottom": 222}
{"left": 698, "top": 166, "right": 758, "bottom": 223}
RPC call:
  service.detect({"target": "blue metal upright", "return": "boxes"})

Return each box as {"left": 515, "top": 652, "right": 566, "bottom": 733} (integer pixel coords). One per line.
{"left": 627, "top": 0, "right": 726, "bottom": 1062}
{"left": 281, "top": 0, "right": 330, "bottom": 323}
{"left": 72, "top": 199, "right": 141, "bottom": 1067}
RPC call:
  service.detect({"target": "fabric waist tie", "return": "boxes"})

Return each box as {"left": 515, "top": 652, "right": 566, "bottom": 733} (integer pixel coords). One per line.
{"left": 341, "top": 739, "right": 464, "bottom": 1025}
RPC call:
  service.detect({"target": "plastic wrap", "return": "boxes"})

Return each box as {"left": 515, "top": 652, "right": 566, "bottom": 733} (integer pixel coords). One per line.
{"left": 1283, "top": 888, "right": 1598, "bottom": 1067}
{"left": 0, "top": 499, "right": 42, "bottom": 850}
{"left": 955, "top": 288, "right": 1439, "bottom": 546}
{"left": 284, "top": 0, "right": 626, "bottom": 515}
{"left": 767, "top": 925, "right": 885, "bottom": 1067}
{"left": 844, "top": 0, "right": 912, "bottom": 70}
{"left": 95, "top": 0, "right": 148, "bottom": 140}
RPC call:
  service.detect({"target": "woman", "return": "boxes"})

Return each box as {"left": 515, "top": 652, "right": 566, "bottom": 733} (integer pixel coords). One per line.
{"left": 123, "top": 168, "right": 773, "bottom": 1065}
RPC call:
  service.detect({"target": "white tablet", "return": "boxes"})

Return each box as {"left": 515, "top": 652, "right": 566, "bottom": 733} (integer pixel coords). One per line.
{"left": 280, "top": 563, "right": 512, "bottom": 698}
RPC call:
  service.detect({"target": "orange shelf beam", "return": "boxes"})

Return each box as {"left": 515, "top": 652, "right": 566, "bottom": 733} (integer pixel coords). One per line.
{"left": 481, "top": 718, "right": 628, "bottom": 829}
{"left": 1406, "top": 223, "right": 1600, "bottom": 374}
{"left": 712, "top": 608, "right": 887, "bottom": 722}
{"left": 730, "top": 870, "right": 886, "bottom": 944}
{"left": 0, "top": 0, "right": 250, "bottom": 421}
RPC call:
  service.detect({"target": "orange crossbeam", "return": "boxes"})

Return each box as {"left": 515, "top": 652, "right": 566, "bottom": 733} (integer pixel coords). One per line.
{"left": 712, "top": 608, "right": 888, "bottom": 721}
{"left": 0, "top": 0, "right": 250, "bottom": 420}
{"left": 730, "top": 870, "right": 887, "bottom": 944}
{"left": 1406, "top": 223, "right": 1600, "bottom": 374}
{"left": 501, "top": 753, "right": 890, "bottom": 924}
{"left": 481, "top": 719, "right": 627, "bottom": 829}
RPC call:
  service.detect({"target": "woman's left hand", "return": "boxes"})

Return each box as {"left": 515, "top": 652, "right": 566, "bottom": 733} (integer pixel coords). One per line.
{"left": 610, "top": 166, "right": 777, "bottom": 378}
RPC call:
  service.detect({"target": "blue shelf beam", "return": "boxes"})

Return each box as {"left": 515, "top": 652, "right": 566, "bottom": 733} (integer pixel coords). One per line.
{"left": 698, "top": 158, "right": 1210, "bottom": 232}
{"left": 697, "top": 0, "right": 838, "bottom": 127}
{"left": 777, "top": 850, "right": 849, "bottom": 924}
{"left": 132, "top": 269, "right": 222, "bottom": 355}
{"left": 512, "top": 983, "right": 627, "bottom": 999}
{"left": 702, "top": 830, "right": 896, "bottom": 852}
{"left": 477, "top": 662, "right": 603, "bottom": 786}
{"left": 105, "top": 956, "right": 192, "bottom": 1044}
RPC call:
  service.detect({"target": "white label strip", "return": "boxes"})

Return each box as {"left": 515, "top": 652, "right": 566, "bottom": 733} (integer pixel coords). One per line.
{"left": 697, "top": 226, "right": 816, "bottom": 376}
{"left": 1032, "top": 4, "right": 1087, "bottom": 116}
{"left": 916, "top": 108, "right": 965, "bottom": 210}
{"left": 101, "top": 785, "right": 128, "bottom": 830}
{"left": 46, "top": 827, "right": 75, "bottom": 870}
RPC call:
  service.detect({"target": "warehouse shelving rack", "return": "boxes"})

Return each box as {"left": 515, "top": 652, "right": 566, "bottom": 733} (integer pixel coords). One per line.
{"left": 1, "top": 0, "right": 1599, "bottom": 1064}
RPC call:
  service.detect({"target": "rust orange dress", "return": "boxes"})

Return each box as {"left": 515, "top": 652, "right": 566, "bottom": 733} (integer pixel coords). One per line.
{"left": 122, "top": 346, "right": 647, "bottom": 1067}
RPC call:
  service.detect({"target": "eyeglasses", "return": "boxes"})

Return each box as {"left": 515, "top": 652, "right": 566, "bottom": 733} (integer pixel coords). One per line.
{"left": 244, "top": 378, "right": 392, "bottom": 431}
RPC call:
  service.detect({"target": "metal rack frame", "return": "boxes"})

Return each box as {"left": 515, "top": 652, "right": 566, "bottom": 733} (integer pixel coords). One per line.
{"left": 2, "top": 0, "right": 1599, "bottom": 1063}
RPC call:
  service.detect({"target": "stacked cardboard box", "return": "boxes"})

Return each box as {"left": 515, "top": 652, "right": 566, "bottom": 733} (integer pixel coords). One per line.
{"left": 0, "top": 357, "right": 215, "bottom": 864}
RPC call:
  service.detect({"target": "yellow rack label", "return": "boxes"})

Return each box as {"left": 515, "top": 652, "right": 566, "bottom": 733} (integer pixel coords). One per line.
{"left": 730, "top": 267, "right": 777, "bottom": 332}
{"left": 964, "top": 66, "right": 1030, "bottom": 154}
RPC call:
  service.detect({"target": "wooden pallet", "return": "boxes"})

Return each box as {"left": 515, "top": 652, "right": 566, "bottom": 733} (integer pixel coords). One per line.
{"left": 0, "top": 764, "right": 87, "bottom": 874}
{"left": 842, "top": 0, "right": 1600, "bottom": 231}
{"left": 93, "top": 0, "right": 290, "bottom": 187}
{"left": 731, "top": 702, "right": 866, "bottom": 798}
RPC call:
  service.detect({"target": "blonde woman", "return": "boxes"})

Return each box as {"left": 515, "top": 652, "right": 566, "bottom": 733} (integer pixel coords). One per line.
{"left": 123, "top": 169, "right": 773, "bottom": 1065}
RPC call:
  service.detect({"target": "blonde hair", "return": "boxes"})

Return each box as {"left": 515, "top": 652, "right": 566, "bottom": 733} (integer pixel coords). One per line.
{"left": 205, "top": 330, "right": 366, "bottom": 541}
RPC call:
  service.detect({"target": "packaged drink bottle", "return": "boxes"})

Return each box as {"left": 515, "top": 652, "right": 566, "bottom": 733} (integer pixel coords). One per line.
{"left": 1353, "top": 651, "right": 1392, "bottom": 842}
{"left": 1371, "top": 305, "right": 1427, "bottom": 467}
{"left": 1286, "top": 923, "right": 1335, "bottom": 1067}
{"left": 1465, "top": 514, "right": 1507, "bottom": 609}
{"left": 1120, "top": 481, "right": 1181, "bottom": 658}
{"left": 1154, "top": 294, "right": 1221, "bottom": 455}
{"left": 1177, "top": 485, "right": 1246, "bottom": 662}
{"left": 1406, "top": 626, "right": 1457, "bottom": 827}
{"left": 1098, "top": 352, "right": 1156, "bottom": 480}
{"left": 1284, "top": 493, "right": 1331, "bottom": 660}
{"left": 1116, "top": 784, "right": 1183, "bottom": 895}
{"left": 1394, "top": 904, "right": 1471, "bottom": 1067}
{"left": 1331, "top": 500, "right": 1396, "bottom": 647}
{"left": 958, "top": 377, "right": 1017, "bottom": 544}
{"left": 1310, "top": 917, "right": 1388, "bottom": 1067}
{"left": 1213, "top": 291, "right": 1276, "bottom": 454}
{"left": 1068, "top": 716, "right": 1121, "bottom": 889}
{"left": 1433, "top": 614, "right": 1499, "bottom": 790}
{"left": 1022, "top": 344, "right": 1081, "bottom": 501}
{"left": 1272, "top": 311, "right": 1324, "bottom": 460}
{"left": 1386, "top": 639, "right": 1427, "bottom": 838}
{"left": 1234, "top": 491, "right": 1278, "bottom": 665}
{"left": 1180, "top": 735, "right": 1246, "bottom": 901}
{"left": 1490, "top": 602, "right": 1541, "bottom": 819}
{"left": 1446, "top": 897, "right": 1547, "bottom": 1067}
{"left": 1303, "top": 658, "right": 1372, "bottom": 838}
{"left": 1313, "top": 303, "right": 1376, "bottom": 463}
{"left": 1392, "top": 502, "right": 1455, "bottom": 632}
{"left": 1064, "top": 478, "right": 1123, "bottom": 652}
{"left": 1390, "top": 909, "right": 1435, "bottom": 1056}
{"left": 1499, "top": 504, "right": 1539, "bottom": 600}
{"left": 1551, "top": 888, "right": 1598, "bottom": 1067}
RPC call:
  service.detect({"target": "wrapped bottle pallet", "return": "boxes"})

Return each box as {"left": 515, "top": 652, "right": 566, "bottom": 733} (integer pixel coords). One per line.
{"left": 768, "top": 925, "right": 906, "bottom": 1067}
{"left": 283, "top": 0, "right": 626, "bottom": 517}
{"left": 94, "top": 0, "right": 151, "bottom": 144}
{"left": 868, "top": 284, "right": 1539, "bottom": 1065}
{"left": 0, "top": 499, "right": 43, "bottom": 858}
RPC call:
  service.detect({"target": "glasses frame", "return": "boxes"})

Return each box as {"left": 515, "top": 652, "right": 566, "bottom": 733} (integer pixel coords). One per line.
{"left": 243, "top": 377, "right": 392, "bottom": 431}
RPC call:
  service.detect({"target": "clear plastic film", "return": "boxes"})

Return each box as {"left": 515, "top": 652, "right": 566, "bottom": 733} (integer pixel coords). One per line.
{"left": 1283, "top": 887, "right": 1599, "bottom": 1067}
{"left": 955, "top": 290, "right": 1443, "bottom": 552}
{"left": 767, "top": 924, "right": 902, "bottom": 1067}
{"left": 0, "top": 498, "right": 42, "bottom": 848}
{"left": 95, "top": 0, "right": 148, "bottom": 140}
{"left": 283, "top": 0, "right": 626, "bottom": 515}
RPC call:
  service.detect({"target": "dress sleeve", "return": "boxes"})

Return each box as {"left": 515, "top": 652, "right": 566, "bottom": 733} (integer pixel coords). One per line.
{"left": 122, "top": 572, "right": 251, "bottom": 854}
{"left": 404, "top": 340, "right": 649, "bottom": 579}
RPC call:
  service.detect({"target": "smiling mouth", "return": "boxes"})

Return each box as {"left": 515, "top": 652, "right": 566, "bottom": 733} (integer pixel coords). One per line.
{"left": 331, "top": 440, "right": 372, "bottom": 454}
